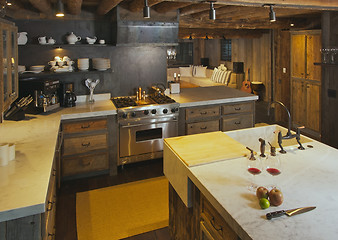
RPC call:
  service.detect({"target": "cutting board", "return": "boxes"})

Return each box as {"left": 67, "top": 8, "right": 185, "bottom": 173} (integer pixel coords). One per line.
{"left": 165, "top": 131, "right": 247, "bottom": 167}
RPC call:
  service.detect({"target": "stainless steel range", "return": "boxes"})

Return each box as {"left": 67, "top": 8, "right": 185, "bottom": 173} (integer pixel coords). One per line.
{"left": 112, "top": 93, "right": 179, "bottom": 166}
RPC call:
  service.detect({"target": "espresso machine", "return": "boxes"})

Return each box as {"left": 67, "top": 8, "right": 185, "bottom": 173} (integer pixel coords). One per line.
{"left": 59, "top": 82, "right": 77, "bottom": 107}
{"left": 19, "top": 78, "right": 61, "bottom": 113}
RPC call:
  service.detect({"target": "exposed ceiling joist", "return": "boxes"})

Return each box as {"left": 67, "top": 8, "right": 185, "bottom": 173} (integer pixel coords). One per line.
{"left": 96, "top": 0, "right": 124, "bottom": 15}
{"left": 152, "top": 1, "right": 192, "bottom": 13}
{"left": 28, "top": 0, "right": 52, "bottom": 15}
{"left": 67, "top": 0, "right": 83, "bottom": 15}
{"left": 126, "top": 0, "right": 162, "bottom": 12}
{"left": 179, "top": 3, "right": 223, "bottom": 16}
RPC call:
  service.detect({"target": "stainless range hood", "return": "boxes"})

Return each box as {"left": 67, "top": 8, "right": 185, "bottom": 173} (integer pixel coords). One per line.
{"left": 112, "top": 6, "right": 179, "bottom": 46}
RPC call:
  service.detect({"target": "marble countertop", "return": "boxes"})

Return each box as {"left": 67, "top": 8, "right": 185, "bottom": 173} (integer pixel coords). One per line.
{"left": 164, "top": 126, "right": 338, "bottom": 240}
{"left": 0, "top": 99, "right": 116, "bottom": 222}
{"left": 169, "top": 86, "right": 258, "bottom": 107}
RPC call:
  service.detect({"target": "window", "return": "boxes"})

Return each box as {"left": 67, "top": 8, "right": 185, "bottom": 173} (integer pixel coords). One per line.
{"left": 167, "top": 42, "right": 193, "bottom": 66}
{"left": 221, "top": 39, "right": 232, "bottom": 61}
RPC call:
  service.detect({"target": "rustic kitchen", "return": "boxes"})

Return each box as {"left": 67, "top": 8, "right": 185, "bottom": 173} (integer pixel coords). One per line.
{"left": 1, "top": 0, "right": 338, "bottom": 240}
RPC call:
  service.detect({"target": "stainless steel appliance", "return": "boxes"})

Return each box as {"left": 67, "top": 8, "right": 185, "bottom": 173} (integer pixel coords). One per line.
{"left": 60, "top": 82, "right": 77, "bottom": 107}
{"left": 112, "top": 93, "right": 179, "bottom": 166}
{"left": 19, "top": 78, "right": 60, "bottom": 113}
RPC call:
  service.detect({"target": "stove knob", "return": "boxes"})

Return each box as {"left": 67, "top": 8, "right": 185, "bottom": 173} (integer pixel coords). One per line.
{"left": 163, "top": 109, "right": 168, "bottom": 114}
{"left": 151, "top": 109, "right": 157, "bottom": 114}
{"left": 144, "top": 110, "right": 149, "bottom": 115}
{"left": 131, "top": 112, "right": 136, "bottom": 117}
{"left": 122, "top": 113, "right": 127, "bottom": 118}
{"left": 171, "top": 108, "right": 176, "bottom": 113}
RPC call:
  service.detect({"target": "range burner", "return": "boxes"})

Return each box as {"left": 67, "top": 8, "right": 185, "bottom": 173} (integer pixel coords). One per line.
{"left": 112, "top": 97, "right": 137, "bottom": 108}
{"left": 149, "top": 94, "right": 176, "bottom": 104}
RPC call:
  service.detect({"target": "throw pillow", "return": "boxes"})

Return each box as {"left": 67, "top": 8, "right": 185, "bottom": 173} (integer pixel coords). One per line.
{"left": 194, "top": 66, "right": 207, "bottom": 77}
{"left": 179, "top": 66, "right": 193, "bottom": 77}
{"left": 211, "top": 68, "right": 218, "bottom": 82}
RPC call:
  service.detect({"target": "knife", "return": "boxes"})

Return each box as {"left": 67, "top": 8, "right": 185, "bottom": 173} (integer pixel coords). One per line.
{"left": 266, "top": 206, "right": 316, "bottom": 220}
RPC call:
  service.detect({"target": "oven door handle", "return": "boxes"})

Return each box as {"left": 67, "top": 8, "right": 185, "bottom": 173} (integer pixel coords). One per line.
{"left": 120, "top": 120, "right": 178, "bottom": 128}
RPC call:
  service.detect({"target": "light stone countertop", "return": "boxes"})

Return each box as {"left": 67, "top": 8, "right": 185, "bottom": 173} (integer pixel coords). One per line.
{"left": 169, "top": 86, "right": 258, "bottom": 107}
{"left": 164, "top": 126, "right": 338, "bottom": 240}
{"left": 0, "top": 86, "right": 256, "bottom": 223}
{"left": 0, "top": 99, "right": 116, "bottom": 222}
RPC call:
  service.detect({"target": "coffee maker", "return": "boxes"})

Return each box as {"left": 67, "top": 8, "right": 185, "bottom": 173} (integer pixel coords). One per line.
{"left": 60, "top": 82, "right": 77, "bottom": 107}
{"left": 19, "top": 78, "right": 60, "bottom": 113}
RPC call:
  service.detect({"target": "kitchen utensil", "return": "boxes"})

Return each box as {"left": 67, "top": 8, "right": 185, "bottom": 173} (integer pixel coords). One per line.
{"left": 18, "top": 32, "right": 28, "bottom": 45}
{"left": 47, "top": 37, "right": 56, "bottom": 44}
{"left": 85, "top": 78, "right": 100, "bottom": 103}
{"left": 67, "top": 32, "right": 81, "bottom": 44}
{"left": 38, "top": 36, "right": 47, "bottom": 44}
{"left": 30, "top": 65, "right": 45, "bottom": 71}
{"left": 266, "top": 206, "right": 316, "bottom": 220}
{"left": 99, "top": 39, "right": 105, "bottom": 44}
{"left": 86, "top": 36, "right": 97, "bottom": 44}
{"left": 18, "top": 65, "right": 26, "bottom": 73}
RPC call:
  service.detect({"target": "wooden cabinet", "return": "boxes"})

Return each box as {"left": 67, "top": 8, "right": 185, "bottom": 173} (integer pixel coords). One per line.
{"left": 183, "top": 102, "right": 254, "bottom": 135}
{"left": 200, "top": 195, "right": 238, "bottom": 240}
{"left": 61, "top": 117, "right": 110, "bottom": 179}
{"left": 291, "top": 30, "right": 321, "bottom": 135}
{"left": 0, "top": 19, "right": 18, "bottom": 122}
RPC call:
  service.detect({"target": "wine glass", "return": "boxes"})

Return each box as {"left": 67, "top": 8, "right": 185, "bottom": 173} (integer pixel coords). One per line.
{"left": 265, "top": 143, "right": 282, "bottom": 189}
{"left": 246, "top": 147, "right": 262, "bottom": 192}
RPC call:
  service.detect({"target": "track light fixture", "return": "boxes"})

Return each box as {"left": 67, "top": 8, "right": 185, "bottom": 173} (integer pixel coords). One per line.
{"left": 56, "top": 0, "right": 65, "bottom": 17}
{"left": 269, "top": 5, "right": 276, "bottom": 22}
{"left": 6, "top": 0, "right": 12, "bottom": 6}
{"left": 223, "top": 35, "right": 226, "bottom": 40}
{"left": 205, "top": 34, "right": 209, "bottom": 40}
{"left": 189, "top": 34, "right": 193, "bottom": 40}
{"left": 143, "top": 0, "right": 150, "bottom": 18}
{"left": 209, "top": 1, "right": 216, "bottom": 20}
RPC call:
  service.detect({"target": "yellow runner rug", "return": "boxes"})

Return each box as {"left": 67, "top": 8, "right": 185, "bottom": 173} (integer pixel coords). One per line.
{"left": 76, "top": 176, "right": 169, "bottom": 240}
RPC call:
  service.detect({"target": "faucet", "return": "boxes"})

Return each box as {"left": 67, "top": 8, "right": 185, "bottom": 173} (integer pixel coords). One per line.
{"left": 268, "top": 101, "right": 305, "bottom": 153}
{"left": 267, "top": 101, "right": 293, "bottom": 139}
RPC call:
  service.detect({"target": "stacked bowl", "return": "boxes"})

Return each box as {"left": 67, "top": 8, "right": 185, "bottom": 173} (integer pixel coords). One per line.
{"left": 77, "top": 58, "right": 89, "bottom": 71}
{"left": 92, "top": 58, "right": 110, "bottom": 71}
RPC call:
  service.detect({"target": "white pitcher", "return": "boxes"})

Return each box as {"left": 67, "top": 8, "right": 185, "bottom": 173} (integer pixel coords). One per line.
{"left": 18, "top": 32, "right": 28, "bottom": 45}
{"left": 38, "top": 36, "right": 47, "bottom": 44}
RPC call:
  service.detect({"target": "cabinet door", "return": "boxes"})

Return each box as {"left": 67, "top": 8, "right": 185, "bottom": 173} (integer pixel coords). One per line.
{"left": 291, "top": 34, "right": 306, "bottom": 79}
{"left": 291, "top": 80, "right": 306, "bottom": 126}
{"left": 306, "top": 82, "right": 321, "bottom": 132}
{"left": 306, "top": 34, "right": 321, "bottom": 81}
{"left": 1, "top": 24, "right": 10, "bottom": 112}
{"left": 9, "top": 26, "right": 18, "bottom": 102}
{"left": 186, "top": 120, "right": 219, "bottom": 135}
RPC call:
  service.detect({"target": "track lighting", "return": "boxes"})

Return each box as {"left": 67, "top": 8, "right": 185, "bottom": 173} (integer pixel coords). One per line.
{"left": 189, "top": 34, "right": 193, "bottom": 40}
{"left": 223, "top": 35, "right": 226, "bottom": 40}
{"left": 209, "top": 2, "right": 216, "bottom": 20}
{"left": 56, "top": 0, "right": 65, "bottom": 17}
{"left": 269, "top": 5, "right": 276, "bottom": 22}
{"left": 6, "top": 0, "right": 12, "bottom": 6}
{"left": 143, "top": 0, "right": 150, "bottom": 18}
{"left": 205, "top": 34, "right": 209, "bottom": 40}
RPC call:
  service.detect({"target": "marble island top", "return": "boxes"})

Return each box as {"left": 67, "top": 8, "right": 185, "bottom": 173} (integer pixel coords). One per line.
{"left": 164, "top": 126, "right": 338, "bottom": 240}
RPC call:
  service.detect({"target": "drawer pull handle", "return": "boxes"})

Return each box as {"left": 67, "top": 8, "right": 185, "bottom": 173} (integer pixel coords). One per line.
{"left": 210, "top": 217, "right": 223, "bottom": 234}
{"left": 52, "top": 168, "right": 56, "bottom": 177}
{"left": 82, "top": 161, "right": 91, "bottom": 167}
{"left": 200, "top": 126, "right": 207, "bottom": 130}
{"left": 48, "top": 233, "right": 55, "bottom": 240}
{"left": 82, "top": 142, "right": 91, "bottom": 147}
{"left": 81, "top": 124, "right": 91, "bottom": 129}
{"left": 235, "top": 121, "right": 241, "bottom": 125}
{"left": 200, "top": 111, "right": 207, "bottom": 115}
{"left": 234, "top": 107, "right": 241, "bottom": 111}
{"left": 47, "top": 201, "right": 55, "bottom": 211}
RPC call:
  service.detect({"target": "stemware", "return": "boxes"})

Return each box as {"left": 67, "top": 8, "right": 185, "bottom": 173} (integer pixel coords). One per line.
{"left": 246, "top": 147, "right": 262, "bottom": 191}
{"left": 265, "top": 142, "right": 282, "bottom": 189}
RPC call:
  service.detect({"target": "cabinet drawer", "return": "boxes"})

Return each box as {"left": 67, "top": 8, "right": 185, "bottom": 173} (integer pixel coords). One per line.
{"left": 62, "top": 118, "right": 107, "bottom": 133}
{"left": 222, "top": 114, "right": 253, "bottom": 132}
{"left": 200, "top": 195, "right": 238, "bottom": 240}
{"left": 63, "top": 133, "right": 107, "bottom": 156}
{"left": 62, "top": 152, "right": 109, "bottom": 176}
{"left": 186, "top": 106, "right": 220, "bottom": 120}
{"left": 186, "top": 120, "right": 219, "bottom": 135}
{"left": 222, "top": 103, "right": 253, "bottom": 115}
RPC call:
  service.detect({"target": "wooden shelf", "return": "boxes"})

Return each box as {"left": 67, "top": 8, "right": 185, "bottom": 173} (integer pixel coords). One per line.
{"left": 314, "top": 62, "right": 338, "bottom": 66}
{"left": 19, "top": 44, "right": 112, "bottom": 48}
{"left": 19, "top": 69, "right": 112, "bottom": 79}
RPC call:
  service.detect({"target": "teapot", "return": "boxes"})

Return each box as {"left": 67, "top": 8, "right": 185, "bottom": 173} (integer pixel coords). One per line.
{"left": 18, "top": 32, "right": 28, "bottom": 45}
{"left": 67, "top": 32, "right": 81, "bottom": 44}
{"left": 47, "top": 37, "right": 56, "bottom": 45}
{"left": 38, "top": 36, "right": 47, "bottom": 44}
{"left": 86, "top": 36, "right": 97, "bottom": 44}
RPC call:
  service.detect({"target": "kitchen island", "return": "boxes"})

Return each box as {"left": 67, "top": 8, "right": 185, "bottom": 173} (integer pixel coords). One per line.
{"left": 164, "top": 125, "right": 338, "bottom": 240}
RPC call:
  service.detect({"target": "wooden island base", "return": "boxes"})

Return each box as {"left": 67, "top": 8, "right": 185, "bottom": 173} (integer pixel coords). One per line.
{"left": 169, "top": 183, "right": 239, "bottom": 240}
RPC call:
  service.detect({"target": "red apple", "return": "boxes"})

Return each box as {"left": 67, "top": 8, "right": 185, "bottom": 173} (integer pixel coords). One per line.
{"left": 256, "top": 186, "right": 269, "bottom": 199}
{"left": 269, "top": 188, "right": 284, "bottom": 206}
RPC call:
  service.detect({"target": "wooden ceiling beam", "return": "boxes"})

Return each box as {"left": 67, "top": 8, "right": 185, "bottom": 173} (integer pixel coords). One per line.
{"left": 214, "top": 0, "right": 338, "bottom": 10}
{"left": 66, "top": 0, "right": 83, "bottom": 15}
{"left": 152, "top": 1, "right": 192, "bottom": 13}
{"left": 190, "top": 5, "right": 243, "bottom": 19}
{"left": 179, "top": 27, "right": 268, "bottom": 39}
{"left": 96, "top": 0, "right": 124, "bottom": 15}
{"left": 126, "top": 0, "right": 162, "bottom": 13}
{"left": 28, "top": 0, "right": 52, "bottom": 15}
{"left": 179, "top": 3, "right": 224, "bottom": 16}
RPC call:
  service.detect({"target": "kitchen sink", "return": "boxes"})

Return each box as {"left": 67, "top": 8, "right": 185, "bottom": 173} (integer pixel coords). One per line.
{"left": 224, "top": 124, "right": 312, "bottom": 153}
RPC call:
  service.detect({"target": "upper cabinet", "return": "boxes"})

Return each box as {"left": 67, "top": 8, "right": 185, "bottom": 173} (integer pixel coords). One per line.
{"left": 0, "top": 20, "right": 18, "bottom": 122}
{"left": 291, "top": 30, "right": 321, "bottom": 81}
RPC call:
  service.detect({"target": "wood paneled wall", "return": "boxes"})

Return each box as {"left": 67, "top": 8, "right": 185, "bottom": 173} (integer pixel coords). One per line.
{"left": 191, "top": 33, "right": 272, "bottom": 101}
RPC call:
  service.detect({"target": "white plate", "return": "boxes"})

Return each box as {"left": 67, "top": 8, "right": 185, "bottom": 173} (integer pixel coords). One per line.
{"left": 22, "top": 70, "right": 43, "bottom": 74}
